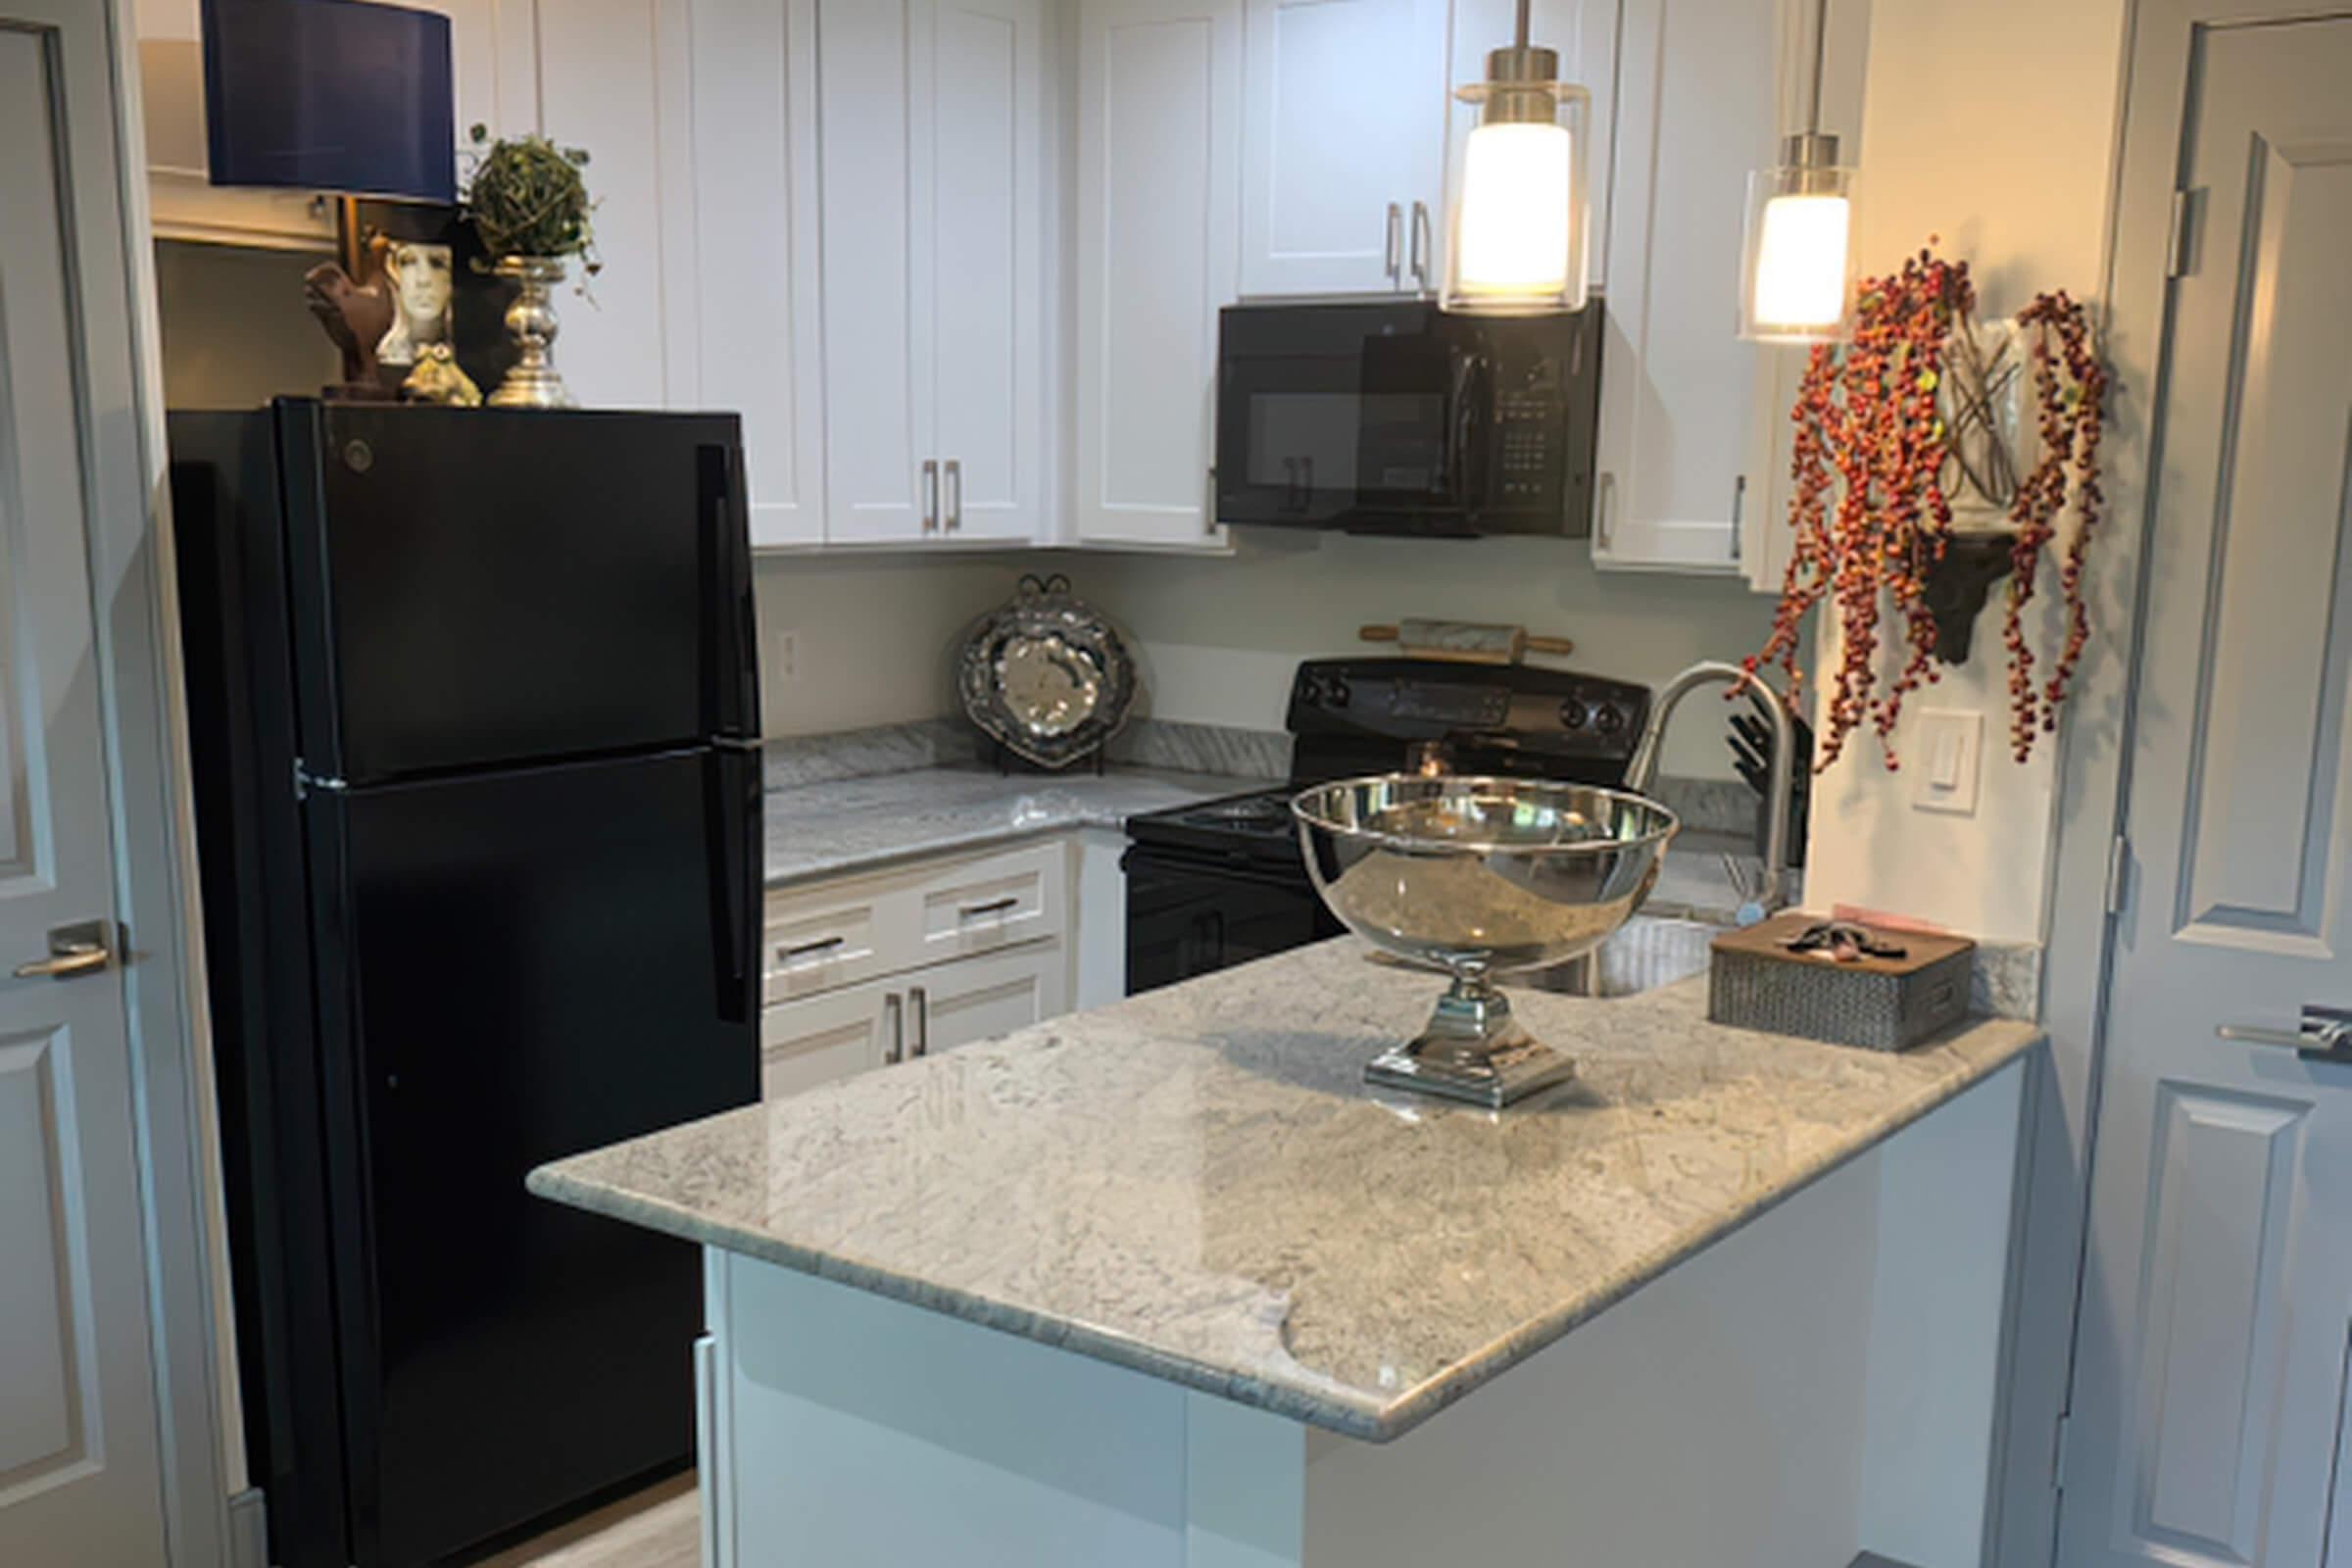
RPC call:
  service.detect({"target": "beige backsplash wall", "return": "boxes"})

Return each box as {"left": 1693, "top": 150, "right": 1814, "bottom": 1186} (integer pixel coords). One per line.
{"left": 754, "top": 534, "right": 1787, "bottom": 780}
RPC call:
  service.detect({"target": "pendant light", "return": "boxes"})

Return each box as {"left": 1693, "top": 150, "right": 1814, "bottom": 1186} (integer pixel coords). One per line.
{"left": 1739, "top": 0, "right": 1856, "bottom": 340}
{"left": 1442, "top": 0, "right": 1591, "bottom": 316}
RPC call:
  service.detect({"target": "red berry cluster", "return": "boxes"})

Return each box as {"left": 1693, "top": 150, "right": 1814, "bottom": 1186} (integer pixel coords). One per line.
{"left": 1999, "top": 291, "right": 2107, "bottom": 761}
{"left": 1749, "top": 246, "right": 1970, "bottom": 770}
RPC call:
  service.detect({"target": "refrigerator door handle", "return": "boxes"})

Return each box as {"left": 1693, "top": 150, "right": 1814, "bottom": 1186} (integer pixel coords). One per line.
{"left": 706, "top": 747, "right": 759, "bottom": 1025}
{"left": 699, "top": 442, "right": 760, "bottom": 742}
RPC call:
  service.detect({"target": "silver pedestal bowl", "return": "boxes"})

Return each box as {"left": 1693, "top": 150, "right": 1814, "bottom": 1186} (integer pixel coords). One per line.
{"left": 1293, "top": 775, "right": 1679, "bottom": 1108}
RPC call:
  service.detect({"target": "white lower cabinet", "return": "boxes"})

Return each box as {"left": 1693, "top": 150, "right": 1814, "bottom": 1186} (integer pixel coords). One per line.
{"left": 759, "top": 837, "right": 1082, "bottom": 1099}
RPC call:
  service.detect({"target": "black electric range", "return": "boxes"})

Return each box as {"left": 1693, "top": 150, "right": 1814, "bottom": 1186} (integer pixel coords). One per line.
{"left": 1122, "top": 658, "right": 1650, "bottom": 996}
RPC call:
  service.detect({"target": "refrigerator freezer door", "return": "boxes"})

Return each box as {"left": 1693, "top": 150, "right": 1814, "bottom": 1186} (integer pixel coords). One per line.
{"left": 279, "top": 403, "right": 759, "bottom": 785}
{"left": 304, "top": 747, "right": 760, "bottom": 1566}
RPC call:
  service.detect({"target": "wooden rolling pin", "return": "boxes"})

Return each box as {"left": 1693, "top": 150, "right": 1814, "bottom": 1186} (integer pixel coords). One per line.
{"left": 1359, "top": 618, "right": 1575, "bottom": 664}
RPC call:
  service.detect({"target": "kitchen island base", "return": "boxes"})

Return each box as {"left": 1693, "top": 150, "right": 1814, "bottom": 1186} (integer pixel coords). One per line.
{"left": 691, "top": 1058, "right": 2025, "bottom": 1568}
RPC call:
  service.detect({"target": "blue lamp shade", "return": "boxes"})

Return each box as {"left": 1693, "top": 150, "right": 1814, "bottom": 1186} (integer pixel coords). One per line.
{"left": 201, "top": 0, "right": 457, "bottom": 203}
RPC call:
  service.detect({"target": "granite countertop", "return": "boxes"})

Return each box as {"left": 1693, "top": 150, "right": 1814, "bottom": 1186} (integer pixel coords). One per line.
{"left": 762, "top": 764, "right": 1249, "bottom": 886}
{"left": 531, "top": 938, "right": 2040, "bottom": 1442}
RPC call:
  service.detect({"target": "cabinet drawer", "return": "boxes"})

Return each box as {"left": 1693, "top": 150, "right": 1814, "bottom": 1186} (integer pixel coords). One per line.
{"left": 763, "top": 885, "right": 890, "bottom": 1003}
{"left": 908, "top": 841, "right": 1065, "bottom": 963}
{"left": 764, "top": 838, "right": 1072, "bottom": 1002}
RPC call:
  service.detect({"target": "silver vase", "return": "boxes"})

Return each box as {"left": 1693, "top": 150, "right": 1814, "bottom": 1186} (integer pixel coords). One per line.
{"left": 488, "top": 256, "right": 577, "bottom": 409}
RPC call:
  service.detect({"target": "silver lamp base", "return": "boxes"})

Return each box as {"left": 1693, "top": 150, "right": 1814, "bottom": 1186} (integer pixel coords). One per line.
{"left": 487, "top": 256, "right": 578, "bottom": 410}
{"left": 1364, "top": 975, "right": 1578, "bottom": 1109}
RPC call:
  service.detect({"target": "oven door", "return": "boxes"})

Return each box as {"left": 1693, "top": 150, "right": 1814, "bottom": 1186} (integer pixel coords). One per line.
{"left": 1213, "top": 304, "right": 1473, "bottom": 529}
{"left": 1121, "top": 846, "right": 1340, "bottom": 996}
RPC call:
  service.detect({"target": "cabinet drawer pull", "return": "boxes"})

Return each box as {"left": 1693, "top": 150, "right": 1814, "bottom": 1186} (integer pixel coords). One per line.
{"left": 1385, "top": 202, "right": 1402, "bottom": 283}
{"left": 884, "top": 993, "right": 905, "bottom": 1064}
{"left": 957, "top": 896, "right": 1020, "bottom": 918}
{"left": 945, "top": 459, "right": 962, "bottom": 532}
{"left": 909, "top": 986, "right": 928, "bottom": 1058}
{"left": 921, "top": 459, "right": 940, "bottom": 533}
{"left": 779, "top": 934, "right": 846, "bottom": 959}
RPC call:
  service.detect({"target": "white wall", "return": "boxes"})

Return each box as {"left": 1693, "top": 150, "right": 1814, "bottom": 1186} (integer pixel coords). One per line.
{"left": 751, "top": 535, "right": 1788, "bottom": 778}
{"left": 1800, "top": 0, "right": 2131, "bottom": 942}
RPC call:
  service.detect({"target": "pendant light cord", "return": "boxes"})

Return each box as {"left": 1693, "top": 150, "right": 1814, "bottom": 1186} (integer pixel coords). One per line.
{"left": 1805, "top": 0, "right": 1829, "bottom": 134}
{"left": 1515, "top": 0, "right": 1532, "bottom": 49}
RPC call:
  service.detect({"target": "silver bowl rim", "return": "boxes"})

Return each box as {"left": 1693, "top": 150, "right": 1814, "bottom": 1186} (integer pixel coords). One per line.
{"left": 1289, "top": 773, "right": 1681, "bottom": 860}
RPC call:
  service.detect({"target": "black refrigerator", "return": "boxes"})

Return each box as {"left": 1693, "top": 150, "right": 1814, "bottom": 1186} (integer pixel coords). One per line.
{"left": 172, "top": 401, "right": 761, "bottom": 1568}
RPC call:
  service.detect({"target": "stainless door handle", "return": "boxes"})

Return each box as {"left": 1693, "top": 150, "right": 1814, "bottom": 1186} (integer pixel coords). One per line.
{"left": 958, "top": 896, "right": 1019, "bottom": 918}
{"left": 1409, "top": 200, "right": 1432, "bottom": 290}
{"left": 944, "top": 459, "right": 962, "bottom": 532}
{"left": 921, "top": 459, "right": 940, "bottom": 534}
{"left": 1384, "top": 202, "right": 1403, "bottom": 284}
{"left": 13, "top": 920, "right": 114, "bottom": 981}
{"left": 2218, "top": 1005, "right": 2352, "bottom": 1063}
{"left": 908, "top": 986, "right": 928, "bottom": 1058}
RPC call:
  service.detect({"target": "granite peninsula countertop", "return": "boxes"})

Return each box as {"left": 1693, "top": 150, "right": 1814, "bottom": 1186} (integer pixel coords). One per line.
{"left": 762, "top": 764, "right": 1250, "bottom": 886}
{"left": 531, "top": 938, "right": 2041, "bottom": 1441}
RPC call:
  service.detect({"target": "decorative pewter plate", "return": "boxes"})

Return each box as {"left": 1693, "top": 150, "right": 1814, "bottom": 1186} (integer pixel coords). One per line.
{"left": 957, "top": 574, "right": 1138, "bottom": 769}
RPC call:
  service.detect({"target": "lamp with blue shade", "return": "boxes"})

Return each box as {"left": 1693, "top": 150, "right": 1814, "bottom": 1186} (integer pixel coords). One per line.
{"left": 201, "top": 0, "right": 458, "bottom": 399}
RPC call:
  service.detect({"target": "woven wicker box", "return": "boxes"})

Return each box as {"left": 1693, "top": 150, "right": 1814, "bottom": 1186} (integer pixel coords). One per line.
{"left": 1707, "top": 914, "right": 1975, "bottom": 1052}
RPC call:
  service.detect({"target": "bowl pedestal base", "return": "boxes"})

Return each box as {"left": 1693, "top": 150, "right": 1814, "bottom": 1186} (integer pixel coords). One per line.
{"left": 1364, "top": 975, "right": 1579, "bottom": 1109}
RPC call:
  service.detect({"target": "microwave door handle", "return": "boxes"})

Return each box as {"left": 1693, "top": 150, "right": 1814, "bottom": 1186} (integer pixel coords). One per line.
{"left": 1453, "top": 356, "right": 1491, "bottom": 510}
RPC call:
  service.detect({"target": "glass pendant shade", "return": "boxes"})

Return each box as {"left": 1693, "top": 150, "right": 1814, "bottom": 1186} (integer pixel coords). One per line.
{"left": 1442, "top": 48, "right": 1590, "bottom": 316}
{"left": 1740, "top": 137, "right": 1855, "bottom": 341}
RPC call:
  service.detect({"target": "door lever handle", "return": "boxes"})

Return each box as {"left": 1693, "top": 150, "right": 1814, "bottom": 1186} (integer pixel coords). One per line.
{"left": 13, "top": 921, "right": 115, "bottom": 981}
{"left": 2218, "top": 1005, "right": 2352, "bottom": 1063}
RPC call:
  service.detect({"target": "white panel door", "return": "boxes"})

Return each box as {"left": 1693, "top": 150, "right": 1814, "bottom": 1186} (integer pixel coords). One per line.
{"left": 1591, "top": 0, "right": 1778, "bottom": 573}
{"left": 817, "top": 0, "right": 938, "bottom": 543}
{"left": 910, "top": 944, "right": 1069, "bottom": 1056}
{"left": 930, "top": 0, "right": 1048, "bottom": 541}
{"left": 2059, "top": 15, "right": 2352, "bottom": 1568}
{"left": 690, "top": 0, "right": 827, "bottom": 548}
{"left": 1238, "top": 0, "right": 1450, "bottom": 297}
{"left": 536, "top": 0, "right": 697, "bottom": 411}
{"left": 1074, "top": 0, "right": 1243, "bottom": 549}
{"left": 0, "top": 6, "right": 169, "bottom": 1564}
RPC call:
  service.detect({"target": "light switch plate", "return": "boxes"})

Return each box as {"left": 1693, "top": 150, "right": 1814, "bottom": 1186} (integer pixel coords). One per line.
{"left": 1913, "top": 708, "right": 1983, "bottom": 816}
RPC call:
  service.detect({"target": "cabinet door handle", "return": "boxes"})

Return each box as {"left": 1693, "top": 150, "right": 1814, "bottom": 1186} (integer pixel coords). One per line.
{"left": 909, "top": 986, "right": 928, "bottom": 1058}
{"left": 958, "top": 895, "right": 1019, "bottom": 918}
{"left": 1595, "top": 470, "right": 1617, "bottom": 551}
{"left": 921, "top": 459, "right": 939, "bottom": 533}
{"left": 884, "top": 993, "right": 905, "bottom": 1064}
{"left": 945, "top": 459, "right": 962, "bottom": 532}
{"left": 1384, "top": 202, "right": 1403, "bottom": 284}
{"left": 1409, "top": 200, "right": 1432, "bottom": 290}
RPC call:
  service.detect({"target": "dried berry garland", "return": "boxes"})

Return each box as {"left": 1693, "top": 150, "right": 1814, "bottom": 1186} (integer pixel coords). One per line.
{"left": 1748, "top": 247, "right": 1971, "bottom": 770}
{"left": 1998, "top": 291, "right": 2106, "bottom": 761}
{"left": 1748, "top": 247, "right": 2110, "bottom": 770}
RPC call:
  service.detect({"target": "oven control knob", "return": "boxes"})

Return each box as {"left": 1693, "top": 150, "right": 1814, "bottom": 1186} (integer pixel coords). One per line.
{"left": 1558, "top": 700, "right": 1587, "bottom": 730}
{"left": 1322, "top": 675, "right": 1350, "bottom": 709}
{"left": 1297, "top": 679, "right": 1320, "bottom": 707}
{"left": 1593, "top": 704, "right": 1625, "bottom": 736}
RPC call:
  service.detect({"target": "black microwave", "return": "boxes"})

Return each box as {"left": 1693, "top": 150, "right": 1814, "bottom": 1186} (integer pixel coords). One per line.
{"left": 1213, "top": 299, "right": 1602, "bottom": 537}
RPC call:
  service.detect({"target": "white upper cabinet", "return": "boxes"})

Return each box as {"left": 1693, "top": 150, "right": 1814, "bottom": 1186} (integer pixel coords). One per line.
{"left": 1593, "top": 0, "right": 1865, "bottom": 575}
{"left": 814, "top": 0, "right": 1047, "bottom": 546}
{"left": 1072, "top": 0, "right": 1243, "bottom": 550}
{"left": 930, "top": 0, "right": 1050, "bottom": 542}
{"left": 1238, "top": 0, "right": 1450, "bottom": 297}
{"left": 1590, "top": 0, "right": 1778, "bottom": 573}
{"left": 689, "top": 0, "right": 826, "bottom": 548}
{"left": 1448, "top": 0, "right": 1620, "bottom": 285}
{"left": 536, "top": 0, "right": 697, "bottom": 412}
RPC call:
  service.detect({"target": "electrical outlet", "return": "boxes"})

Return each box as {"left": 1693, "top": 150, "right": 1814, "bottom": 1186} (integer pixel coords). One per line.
{"left": 1912, "top": 709, "right": 1983, "bottom": 816}
{"left": 774, "top": 629, "right": 801, "bottom": 685}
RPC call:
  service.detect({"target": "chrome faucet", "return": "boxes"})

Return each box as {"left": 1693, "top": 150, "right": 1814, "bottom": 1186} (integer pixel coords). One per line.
{"left": 1625, "top": 662, "right": 1795, "bottom": 912}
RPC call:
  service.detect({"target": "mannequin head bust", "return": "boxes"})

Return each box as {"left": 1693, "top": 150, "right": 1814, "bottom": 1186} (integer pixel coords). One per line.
{"left": 375, "top": 241, "right": 454, "bottom": 368}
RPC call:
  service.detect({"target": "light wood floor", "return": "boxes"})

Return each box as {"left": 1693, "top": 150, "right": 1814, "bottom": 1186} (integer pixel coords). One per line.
{"left": 468, "top": 1473, "right": 700, "bottom": 1568}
